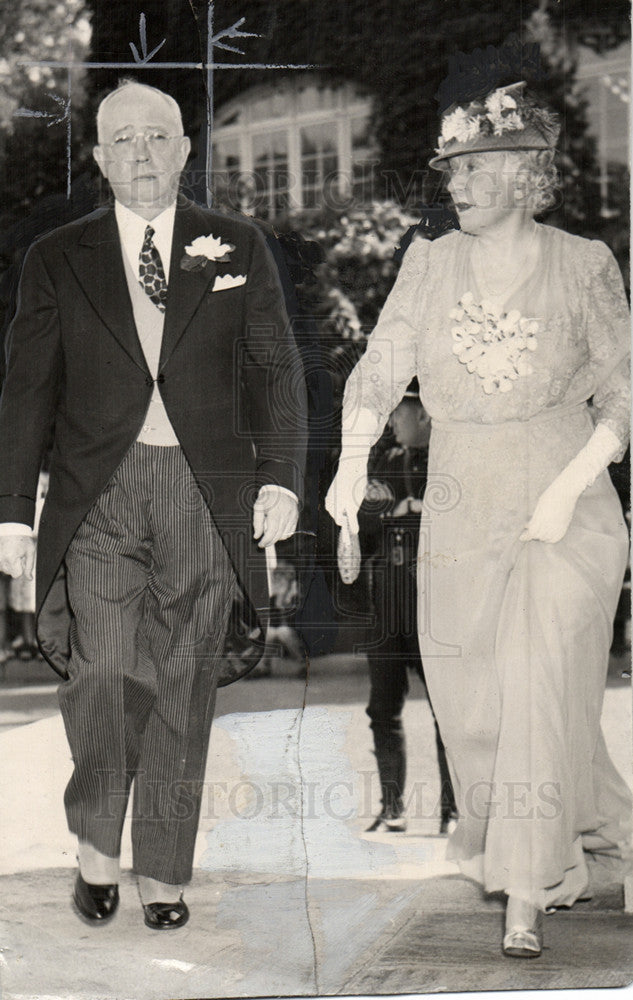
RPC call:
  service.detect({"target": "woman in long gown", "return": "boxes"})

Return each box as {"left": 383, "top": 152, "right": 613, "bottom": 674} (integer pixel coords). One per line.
{"left": 326, "top": 82, "right": 632, "bottom": 957}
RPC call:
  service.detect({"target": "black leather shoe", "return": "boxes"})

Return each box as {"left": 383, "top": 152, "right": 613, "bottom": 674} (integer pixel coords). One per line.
{"left": 365, "top": 814, "right": 407, "bottom": 833}
{"left": 143, "top": 899, "right": 189, "bottom": 930}
{"left": 73, "top": 872, "right": 119, "bottom": 923}
{"left": 439, "top": 808, "right": 458, "bottom": 835}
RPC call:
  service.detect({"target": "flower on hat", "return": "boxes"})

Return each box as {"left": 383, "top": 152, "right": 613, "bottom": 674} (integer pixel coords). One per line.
{"left": 441, "top": 106, "right": 482, "bottom": 145}
{"left": 485, "top": 89, "right": 517, "bottom": 118}
{"left": 436, "top": 83, "right": 541, "bottom": 156}
{"left": 484, "top": 90, "right": 525, "bottom": 136}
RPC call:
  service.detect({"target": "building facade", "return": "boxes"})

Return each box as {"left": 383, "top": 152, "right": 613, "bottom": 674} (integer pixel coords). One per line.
{"left": 212, "top": 45, "right": 630, "bottom": 222}
{"left": 212, "top": 76, "right": 375, "bottom": 219}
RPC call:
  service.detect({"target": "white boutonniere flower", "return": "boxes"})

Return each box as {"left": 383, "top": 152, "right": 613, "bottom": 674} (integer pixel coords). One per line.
{"left": 185, "top": 234, "right": 235, "bottom": 261}
{"left": 180, "top": 233, "right": 236, "bottom": 273}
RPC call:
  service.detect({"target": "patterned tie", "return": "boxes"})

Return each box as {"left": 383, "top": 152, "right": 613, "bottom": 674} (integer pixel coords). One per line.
{"left": 138, "top": 225, "right": 168, "bottom": 313}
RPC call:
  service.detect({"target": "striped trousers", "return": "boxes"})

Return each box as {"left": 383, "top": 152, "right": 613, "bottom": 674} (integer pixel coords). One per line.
{"left": 58, "top": 443, "right": 235, "bottom": 884}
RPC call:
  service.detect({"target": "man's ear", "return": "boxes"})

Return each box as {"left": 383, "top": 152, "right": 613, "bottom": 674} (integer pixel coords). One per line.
{"left": 93, "top": 145, "right": 108, "bottom": 178}
{"left": 179, "top": 135, "right": 192, "bottom": 165}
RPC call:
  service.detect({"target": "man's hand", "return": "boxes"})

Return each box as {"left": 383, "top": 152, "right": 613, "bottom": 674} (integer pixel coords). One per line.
{"left": 0, "top": 535, "right": 36, "bottom": 579}
{"left": 365, "top": 480, "right": 394, "bottom": 505}
{"left": 392, "top": 497, "right": 423, "bottom": 517}
{"left": 253, "top": 488, "right": 299, "bottom": 548}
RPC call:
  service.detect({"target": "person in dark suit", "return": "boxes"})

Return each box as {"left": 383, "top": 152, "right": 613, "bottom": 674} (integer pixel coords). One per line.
{"left": 0, "top": 81, "right": 306, "bottom": 929}
{"left": 359, "top": 395, "right": 456, "bottom": 834}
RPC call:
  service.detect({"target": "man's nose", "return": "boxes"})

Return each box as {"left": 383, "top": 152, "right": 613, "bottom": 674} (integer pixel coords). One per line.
{"left": 133, "top": 133, "right": 150, "bottom": 159}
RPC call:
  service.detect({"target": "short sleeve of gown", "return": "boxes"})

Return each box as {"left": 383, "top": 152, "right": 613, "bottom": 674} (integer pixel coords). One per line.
{"left": 584, "top": 240, "right": 630, "bottom": 455}
{"left": 342, "top": 237, "right": 430, "bottom": 443}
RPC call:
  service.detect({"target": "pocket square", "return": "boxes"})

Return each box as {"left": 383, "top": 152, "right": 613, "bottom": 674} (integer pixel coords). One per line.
{"left": 212, "top": 273, "right": 247, "bottom": 292}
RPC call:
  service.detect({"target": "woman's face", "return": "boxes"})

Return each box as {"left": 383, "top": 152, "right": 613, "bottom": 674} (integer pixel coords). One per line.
{"left": 447, "top": 151, "right": 525, "bottom": 235}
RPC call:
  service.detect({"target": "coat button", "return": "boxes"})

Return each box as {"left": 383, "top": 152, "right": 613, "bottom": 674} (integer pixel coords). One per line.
{"left": 156, "top": 373, "right": 165, "bottom": 384}
{"left": 144, "top": 375, "right": 153, "bottom": 387}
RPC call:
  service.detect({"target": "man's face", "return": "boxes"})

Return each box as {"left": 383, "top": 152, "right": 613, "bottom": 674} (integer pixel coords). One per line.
{"left": 390, "top": 402, "right": 429, "bottom": 448}
{"left": 93, "top": 87, "right": 191, "bottom": 219}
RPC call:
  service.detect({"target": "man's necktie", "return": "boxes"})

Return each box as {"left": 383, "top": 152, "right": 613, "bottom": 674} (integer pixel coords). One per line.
{"left": 138, "top": 225, "right": 168, "bottom": 313}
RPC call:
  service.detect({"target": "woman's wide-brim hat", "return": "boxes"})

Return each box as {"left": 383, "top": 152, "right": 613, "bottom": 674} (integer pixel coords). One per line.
{"left": 429, "top": 82, "right": 560, "bottom": 171}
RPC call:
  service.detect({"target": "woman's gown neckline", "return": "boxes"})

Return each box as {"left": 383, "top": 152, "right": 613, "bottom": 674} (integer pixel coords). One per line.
{"left": 460, "top": 223, "right": 549, "bottom": 313}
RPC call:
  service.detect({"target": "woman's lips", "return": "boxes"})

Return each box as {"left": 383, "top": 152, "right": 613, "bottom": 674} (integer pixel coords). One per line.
{"left": 454, "top": 202, "right": 473, "bottom": 211}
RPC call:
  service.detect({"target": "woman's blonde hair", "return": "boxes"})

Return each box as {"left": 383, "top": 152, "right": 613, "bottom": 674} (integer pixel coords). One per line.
{"left": 509, "top": 148, "right": 559, "bottom": 214}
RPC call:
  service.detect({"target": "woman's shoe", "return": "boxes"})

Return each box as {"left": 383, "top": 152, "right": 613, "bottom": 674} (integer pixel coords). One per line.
{"left": 502, "top": 924, "right": 543, "bottom": 958}
{"left": 503, "top": 898, "right": 543, "bottom": 958}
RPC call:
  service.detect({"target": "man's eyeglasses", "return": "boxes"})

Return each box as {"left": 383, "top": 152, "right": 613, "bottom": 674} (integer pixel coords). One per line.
{"left": 105, "top": 129, "right": 179, "bottom": 152}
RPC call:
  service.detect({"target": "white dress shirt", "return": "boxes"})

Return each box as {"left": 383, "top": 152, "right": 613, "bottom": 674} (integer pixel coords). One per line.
{"left": 115, "top": 200, "right": 176, "bottom": 282}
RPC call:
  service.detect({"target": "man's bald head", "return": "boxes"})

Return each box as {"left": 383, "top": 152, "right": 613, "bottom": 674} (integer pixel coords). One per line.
{"left": 96, "top": 81, "right": 184, "bottom": 144}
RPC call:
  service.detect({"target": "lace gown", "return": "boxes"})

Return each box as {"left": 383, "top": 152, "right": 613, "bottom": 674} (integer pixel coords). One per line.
{"left": 344, "top": 225, "right": 632, "bottom": 909}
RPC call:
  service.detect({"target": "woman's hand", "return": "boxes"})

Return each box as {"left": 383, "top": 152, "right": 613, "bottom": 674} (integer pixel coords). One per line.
{"left": 520, "top": 479, "right": 580, "bottom": 544}
{"left": 521, "top": 424, "right": 623, "bottom": 544}
{"left": 325, "top": 455, "right": 369, "bottom": 534}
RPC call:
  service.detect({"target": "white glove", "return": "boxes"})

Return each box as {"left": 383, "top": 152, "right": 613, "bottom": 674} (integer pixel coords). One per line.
{"left": 0, "top": 535, "right": 36, "bottom": 579}
{"left": 325, "top": 406, "right": 381, "bottom": 534}
{"left": 521, "top": 424, "right": 622, "bottom": 544}
{"left": 325, "top": 455, "right": 370, "bottom": 534}
{"left": 519, "top": 477, "right": 580, "bottom": 544}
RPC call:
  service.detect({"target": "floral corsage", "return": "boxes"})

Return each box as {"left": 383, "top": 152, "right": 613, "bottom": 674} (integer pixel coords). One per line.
{"left": 450, "top": 292, "right": 538, "bottom": 394}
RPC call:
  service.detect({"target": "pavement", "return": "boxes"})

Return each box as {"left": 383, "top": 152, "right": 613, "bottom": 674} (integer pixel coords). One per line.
{"left": 0, "top": 650, "right": 632, "bottom": 1000}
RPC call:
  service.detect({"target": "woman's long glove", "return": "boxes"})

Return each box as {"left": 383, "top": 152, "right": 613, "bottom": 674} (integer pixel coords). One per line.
{"left": 325, "top": 407, "right": 380, "bottom": 534}
{"left": 325, "top": 454, "right": 369, "bottom": 534}
{"left": 520, "top": 423, "right": 622, "bottom": 544}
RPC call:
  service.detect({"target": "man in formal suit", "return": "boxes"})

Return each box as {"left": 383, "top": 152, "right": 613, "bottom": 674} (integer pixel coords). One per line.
{"left": 0, "top": 82, "right": 306, "bottom": 929}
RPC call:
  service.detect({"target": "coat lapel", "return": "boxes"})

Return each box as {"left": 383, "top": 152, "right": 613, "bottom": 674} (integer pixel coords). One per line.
{"left": 64, "top": 208, "right": 148, "bottom": 374}
{"left": 159, "top": 200, "right": 218, "bottom": 370}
